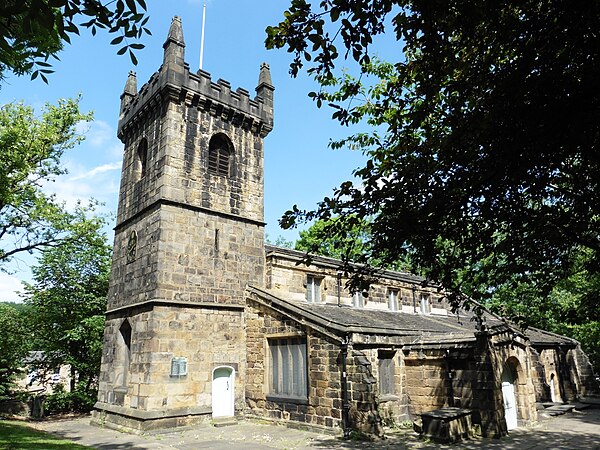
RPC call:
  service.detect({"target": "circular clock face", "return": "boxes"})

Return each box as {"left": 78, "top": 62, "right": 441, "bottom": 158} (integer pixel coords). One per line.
{"left": 127, "top": 230, "right": 137, "bottom": 263}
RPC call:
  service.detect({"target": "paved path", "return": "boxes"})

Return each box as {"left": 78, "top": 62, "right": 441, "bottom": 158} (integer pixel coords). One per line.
{"left": 30, "top": 408, "right": 600, "bottom": 450}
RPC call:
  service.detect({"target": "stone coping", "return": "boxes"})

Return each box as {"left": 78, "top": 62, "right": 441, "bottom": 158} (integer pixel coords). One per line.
{"left": 94, "top": 402, "right": 211, "bottom": 420}
{"left": 421, "top": 407, "right": 473, "bottom": 421}
{"left": 106, "top": 298, "right": 245, "bottom": 315}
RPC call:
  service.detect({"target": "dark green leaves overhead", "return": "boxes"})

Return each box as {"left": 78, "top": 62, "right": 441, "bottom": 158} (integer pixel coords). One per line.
{"left": 0, "top": 0, "right": 151, "bottom": 83}
{"left": 269, "top": 1, "right": 600, "bottom": 316}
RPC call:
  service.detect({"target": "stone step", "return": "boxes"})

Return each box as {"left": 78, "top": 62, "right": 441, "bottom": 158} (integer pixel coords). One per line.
{"left": 212, "top": 417, "right": 238, "bottom": 427}
{"left": 573, "top": 402, "right": 592, "bottom": 411}
{"left": 544, "top": 404, "right": 576, "bottom": 416}
{"left": 580, "top": 397, "right": 600, "bottom": 406}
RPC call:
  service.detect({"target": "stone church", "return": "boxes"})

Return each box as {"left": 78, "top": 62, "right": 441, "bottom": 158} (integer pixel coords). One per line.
{"left": 93, "top": 17, "right": 599, "bottom": 439}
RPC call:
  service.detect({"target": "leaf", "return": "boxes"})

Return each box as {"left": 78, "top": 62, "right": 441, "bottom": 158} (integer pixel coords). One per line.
{"left": 125, "top": 0, "right": 138, "bottom": 15}
{"left": 129, "top": 49, "right": 138, "bottom": 65}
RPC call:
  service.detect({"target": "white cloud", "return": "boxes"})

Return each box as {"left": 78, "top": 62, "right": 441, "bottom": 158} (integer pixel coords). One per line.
{"left": 42, "top": 160, "right": 121, "bottom": 216}
{"left": 108, "top": 141, "right": 125, "bottom": 160}
{"left": 0, "top": 273, "right": 25, "bottom": 303}
{"left": 77, "top": 120, "right": 114, "bottom": 148}
{"left": 69, "top": 162, "right": 122, "bottom": 181}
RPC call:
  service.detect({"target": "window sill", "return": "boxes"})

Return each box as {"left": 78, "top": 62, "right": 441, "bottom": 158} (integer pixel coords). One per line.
{"left": 379, "top": 394, "right": 400, "bottom": 402}
{"left": 266, "top": 394, "right": 308, "bottom": 405}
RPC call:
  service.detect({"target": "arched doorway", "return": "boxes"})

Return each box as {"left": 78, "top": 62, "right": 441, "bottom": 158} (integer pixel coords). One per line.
{"left": 501, "top": 364, "right": 518, "bottom": 430}
{"left": 212, "top": 366, "right": 235, "bottom": 418}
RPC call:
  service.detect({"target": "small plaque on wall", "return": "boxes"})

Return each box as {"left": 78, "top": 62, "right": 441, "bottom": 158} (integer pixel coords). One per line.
{"left": 170, "top": 357, "right": 187, "bottom": 378}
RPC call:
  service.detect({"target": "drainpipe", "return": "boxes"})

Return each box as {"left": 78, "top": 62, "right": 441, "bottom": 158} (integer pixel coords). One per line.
{"left": 445, "top": 349, "right": 455, "bottom": 407}
{"left": 341, "top": 334, "right": 351, "bottom": 438}
{"left": 337, "top": 270, "right": 342, "bottom": 307}
{"left": 412, "top": 286, "right": 417, "bottom": 313}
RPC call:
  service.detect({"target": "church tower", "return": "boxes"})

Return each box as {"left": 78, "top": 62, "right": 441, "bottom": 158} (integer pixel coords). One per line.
{"left": 94, "top": 16, "right": 274, "bottom": 431}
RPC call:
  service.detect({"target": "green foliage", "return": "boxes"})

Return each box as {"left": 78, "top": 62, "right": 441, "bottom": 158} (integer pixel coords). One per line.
{"left": 265, "top": 234, "right": 295, "bottom": 249}
{"left": 295, "top": 216, "right": 369, "bottom": 262}
{"left": 0, "top": 0, "right": 150, "bottom": 82}
{"left": 0, "top": 97, "right": 98, "bottom": 268}
{"left": 0, "top": 303, "right": 30, "bottom": 401}
{"left": 44, "top": 383, "right": 97, "bottom": 414}
{"left": 295, "top": 216, "right": 413, "bottom": 272}
{"left": 270, "top": 1, "right": 600, "bottom": 315}
{"left": 23, "top": 218, "right": 110, "bottom": 407}
{"left": 488, "top": 248, "right": 600, "bottom": 371}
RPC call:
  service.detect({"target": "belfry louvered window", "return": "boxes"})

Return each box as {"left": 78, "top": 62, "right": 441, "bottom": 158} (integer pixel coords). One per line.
{"left": 208, "top": 134, "right": 231, "bottom": 176}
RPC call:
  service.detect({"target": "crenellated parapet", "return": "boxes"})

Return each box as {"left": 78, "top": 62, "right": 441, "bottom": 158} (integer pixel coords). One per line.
{"left": 118, "top": 16, "right": 274, "bottom": 140}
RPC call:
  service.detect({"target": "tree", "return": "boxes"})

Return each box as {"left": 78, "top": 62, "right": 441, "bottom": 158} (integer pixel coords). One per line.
{"left": 0, "top": 0, "right": 150, "bottom": 82}
{"left": 488, "top": 248, "right": 600, "bottom": 371}
{"left": 265, "top": 234, "right": 295, "bottom": 249}
{"left": 268, "top": 1, "right": 600, "bottom": 313}
{"left": 294, "top": 216, "right": 412, "bottom": 270}
{"left": 0, "top": 303, "right": 30, "bottom": 401}
{"left": 0, "top": 97, "right": 99, "bottom": 269}
{"left": 295, "top": 216, "right": 368, "bottom": 261}
{"left": 23, "top": 218, "right": 110, "bottom": 406}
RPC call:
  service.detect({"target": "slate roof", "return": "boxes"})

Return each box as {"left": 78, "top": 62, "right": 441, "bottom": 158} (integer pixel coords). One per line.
{"left": 247, "top": 286, "right": 509, "bottom": 345}
{"left": 524, "top": 327, "right": 578, "bottom": 347}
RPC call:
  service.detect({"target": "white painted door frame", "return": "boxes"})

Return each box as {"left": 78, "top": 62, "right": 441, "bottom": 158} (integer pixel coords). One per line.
{"left": 501, "top": 366, "right": 518, "bottom": 430}
{"left": 212, "top": 366, "right": 235, "bottom": 418}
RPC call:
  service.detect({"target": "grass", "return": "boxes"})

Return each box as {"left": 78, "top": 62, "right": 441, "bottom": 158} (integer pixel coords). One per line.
{"left": 0, "top": 420, "right": 92, "bottom": 449}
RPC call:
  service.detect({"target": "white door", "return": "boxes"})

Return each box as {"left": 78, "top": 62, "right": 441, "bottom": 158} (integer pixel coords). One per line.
{"left": 550, "top": 373, "right": 561, "bottom": 403}
{"left": 212, "top": 366, "right": 234, "bottom": 418}
{"left": 501, "top": 367, "right": 518, "bottom": 430}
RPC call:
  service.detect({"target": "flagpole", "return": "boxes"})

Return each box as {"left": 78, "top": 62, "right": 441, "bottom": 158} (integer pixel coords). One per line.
{"left": 199, "top": 0, "right": 207, "bottom": 70}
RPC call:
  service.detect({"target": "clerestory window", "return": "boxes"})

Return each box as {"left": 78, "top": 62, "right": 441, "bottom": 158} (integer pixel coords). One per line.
{"left": 420, "top": 294, "right": 431, "bottom": 315}
{"left": 306, "top": 275, "right": 321, "bottom": 303}
{"left": 353, "top": 291, "right": 365, "bottom": 308}
{"left": 388, "top": 289, "right": 399, "bottom": 312}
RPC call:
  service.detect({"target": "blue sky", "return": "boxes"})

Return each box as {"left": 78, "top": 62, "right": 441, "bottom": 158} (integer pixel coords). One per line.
{"left": 0, "top": 0, "right": 376, "bottom": 302}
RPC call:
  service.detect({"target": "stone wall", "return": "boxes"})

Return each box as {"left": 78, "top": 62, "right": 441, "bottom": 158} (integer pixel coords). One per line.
{"left": 404, "top": 350, "right": 452, "bottom": 416}
{"left": 529, "top": 348, "right": 550, "bottom": 402}
{"left": 115, "top": 106, "right": 165, "bottom": 226}
{"left": 487, "top": 331, "right": 538, "bottom": 433}
{"left": 346, "top": 349, "right": 384, "bottom": 436}
{"left": 96, "top": 304, "right": 245, "bottom": 430}
{"left": 108, "top": 205, "right": 264, "bottom": 311}
{"left": 265, "top": 249, "right": 447, "bottom": 313}
{"left": 245, "top": 299, "right": 343, "bottom": 430}
{"left": 567, "top": 345, "right": 600, "bottom": 398}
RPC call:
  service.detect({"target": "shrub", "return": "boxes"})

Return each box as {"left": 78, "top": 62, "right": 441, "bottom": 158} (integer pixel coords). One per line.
{"left": 44, "top": 384, "right": 97, "bottom": 415}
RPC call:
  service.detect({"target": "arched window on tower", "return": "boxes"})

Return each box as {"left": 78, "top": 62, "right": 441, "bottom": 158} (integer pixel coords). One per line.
{"left": 208, "top": 134, "right": 232, "bottom": 177}
{"left": 136, "top": 138, "right": 148, "bottom": 179}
